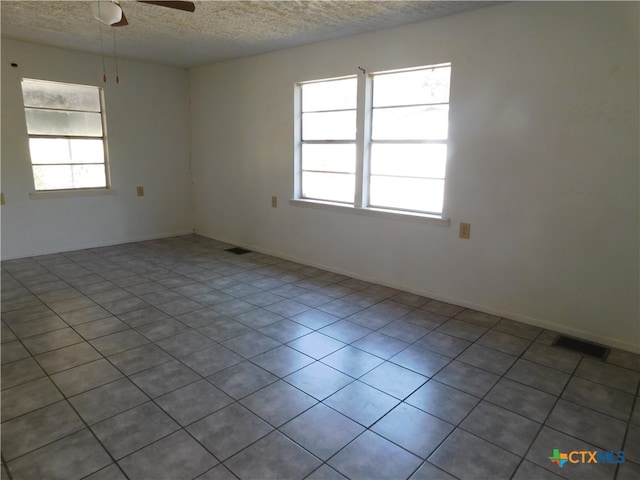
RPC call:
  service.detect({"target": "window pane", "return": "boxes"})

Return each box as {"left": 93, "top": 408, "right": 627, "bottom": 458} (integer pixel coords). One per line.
{"left": 25, "top": 109, "right": 103, "bottom": 137}
{"left": 29, "top": 138, "right": 71, "bottom": 164}
{"left": 302, "top": 144, "right": 356, "bottom": 173}
{"left": 302, "top": 111, "right": 356, "bottom": 141}
{"left": 372, "top": 105, "right": 448, "bottom": 141}
{"left": 371, "top": 143, "right": 447, "bottom": 178}
{"left": 33, "top": 164, "right": 106, "bottom": 190}
{"left": 302, "top": 172, "right": 354, "bottom": 203}
{"left": 302, "top": 77, "right": 357, "bottom": 112}
{"left": 70, "top": 139, "right": 104, "bottom": 164}
{"left": 21, "top": 79, "right": 101, "bottom": 112}
{"left": 29, "top": 138, "right": 104, "bottom": 165}
{"left": 373, "top": 66, "right": 451, "bottom": 107}
{"left": 33, "top": 165, "right": 74, "bottom": 190}
{"left": 370, "top": 176, "right": 444, "bottom": 213}
{"left": 71, "top": 165, "right": 107, "bottom": 188}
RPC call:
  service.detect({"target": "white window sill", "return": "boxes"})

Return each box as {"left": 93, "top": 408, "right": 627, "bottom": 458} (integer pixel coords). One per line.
{"left": 29, "top": 188, "right": 117, "bottom": 199}
{"left": 289, "top": 198, "right": 450, "bottom": 226}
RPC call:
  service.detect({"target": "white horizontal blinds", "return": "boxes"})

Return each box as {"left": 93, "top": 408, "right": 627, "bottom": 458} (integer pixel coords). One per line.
{"left": 21, "top": 78, "right": 108, "bottom": 190}
{"left": 300, "top": 77, "right": 357, "bottom": 204}
{"left": 369, "top": 65, "right": 451, "bottom": 215}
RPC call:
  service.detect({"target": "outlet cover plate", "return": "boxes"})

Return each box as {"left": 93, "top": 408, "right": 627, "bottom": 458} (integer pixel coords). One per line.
{"left": 459, "top": 222, "right": 470, "bottom": 239}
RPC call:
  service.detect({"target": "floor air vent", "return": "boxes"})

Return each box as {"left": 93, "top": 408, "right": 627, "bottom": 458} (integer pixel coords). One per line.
{"left": 553, "top": 335, "right": 610, "bottom": 360}
{"left": 225, "top": 247, "right": 252, "bottom": 255}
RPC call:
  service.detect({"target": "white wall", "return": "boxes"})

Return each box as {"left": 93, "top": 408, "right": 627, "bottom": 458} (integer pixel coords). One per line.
{"left": 1, "top": 39, "right": 193, "bottom": 259}
{"left": 190, "top": 2, "right": 639, "bottom": 352}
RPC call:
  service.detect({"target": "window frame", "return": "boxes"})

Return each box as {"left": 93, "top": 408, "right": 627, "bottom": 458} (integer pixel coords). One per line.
{"left": 21, "top": 78, "right": 112, "bottom": 193}
{"left": 297, "top": 75, "right": 358, "bottom": 205}
{"left": 293, "top": 63, "right": 452, "bottom": 224}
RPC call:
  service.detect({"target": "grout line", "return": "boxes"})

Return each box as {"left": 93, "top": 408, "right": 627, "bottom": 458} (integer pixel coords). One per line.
{"left": 506, "top": 365, "right": 580, "bottom": 479}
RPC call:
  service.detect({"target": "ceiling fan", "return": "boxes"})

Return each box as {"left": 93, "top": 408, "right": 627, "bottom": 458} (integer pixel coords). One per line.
{"left": 92, "top": 1, "right": 195, "bottom": 83}
{"left": 92, "top": 1, "right": 196, "bottom": 27}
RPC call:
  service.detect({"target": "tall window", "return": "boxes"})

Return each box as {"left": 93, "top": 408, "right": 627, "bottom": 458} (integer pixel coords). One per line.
{"left": 300, "top": 77, "right": 357, "bottom": 203}
{"left": 21, "top": 78, "right": 110, "bottom": 191}
{"left": 296, "top": 63, "right": 451, "bottom": 217}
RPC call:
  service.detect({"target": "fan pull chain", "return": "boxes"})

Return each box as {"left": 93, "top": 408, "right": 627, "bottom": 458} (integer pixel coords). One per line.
{"left": 112, "top": 27, "right": 120, "bottom": 84}
{"left": 97, "top": 2, "right": 107, "bottom": 83}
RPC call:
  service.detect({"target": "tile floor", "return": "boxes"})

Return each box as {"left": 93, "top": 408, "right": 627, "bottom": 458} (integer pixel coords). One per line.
{"left": 1, "top": 234, "right": 639, "bottom": 480}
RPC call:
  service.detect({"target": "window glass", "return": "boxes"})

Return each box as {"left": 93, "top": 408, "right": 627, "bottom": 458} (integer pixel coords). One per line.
{"left": 302, "top": 77, "right": 357, "bottom": 112}
{"left": 371, "top": 105, "right": 448, "bottom": 141}
{"left": 295, "top": 64, "right": 450, "bottom": 216}
{"left": 302, "top": 144, "right": 356, "bottom": 173}
{"left": 302, "top": 172, "right": 355, "bottom": 203}
{"left": 302, "top": 111, "right": 356, "bottom": 141}
{"left": 369, "top": 177, "right": 445, "bottom": 213}
{"left": 21, "top": 79, "right": 109, "bottom": 191}
{"left": 28, "top": 138, "right": 104, "bottom": 165}
{"left": 32, "top": 165, "right": 107, "bottom": 190}
{"left": 25, "top": 109, "right": 103, "bottom": 137}
{"left": 299, "top": 76, "right": 357, "bottom": 204}
{"left": 21, "top": 79, "right": 101, "bottom": 111}
{"left": 371, "top": 144, "right": 447, "bottom": 178}
{"left": 369, "top": 64, "right": 451, "bottom": 214}
{"left": 373, "top": 66, "right": 451, "bottom": 107}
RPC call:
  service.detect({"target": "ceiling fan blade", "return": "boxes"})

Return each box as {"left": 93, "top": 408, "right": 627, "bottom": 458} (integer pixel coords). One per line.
{"left": 137, "top": 1, "right": 196, "bottom": 12}
{"left": 112, "top": 11, "right": 129, "bottom": 27}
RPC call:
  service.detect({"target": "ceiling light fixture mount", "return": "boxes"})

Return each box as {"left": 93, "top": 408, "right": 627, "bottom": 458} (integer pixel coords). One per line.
{"left": 92, "top": 1, "right": 123, "bottom": 27}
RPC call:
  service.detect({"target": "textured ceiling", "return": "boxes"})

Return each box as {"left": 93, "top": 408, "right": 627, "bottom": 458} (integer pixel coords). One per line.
{"left": 1, "top": 1, "right": 500, "bottom": 68}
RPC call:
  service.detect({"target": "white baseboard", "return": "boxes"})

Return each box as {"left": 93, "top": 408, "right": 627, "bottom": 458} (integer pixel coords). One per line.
{"left": 1, "top": 230, "right": 195, "bottom": 261}
{"left": 195, "top": 229, "right": 640, "bottom": 354}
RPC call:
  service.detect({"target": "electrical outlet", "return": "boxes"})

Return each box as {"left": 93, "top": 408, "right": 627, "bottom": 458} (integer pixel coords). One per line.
{"left": 136, "top": 186, "right": 145, "bottom": 197}
{"left": 459, "top": 222, "right": 471, "bottom": 239}
{"left": 271, "top": 196, "right": 277, "bottom": 208}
